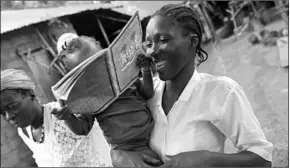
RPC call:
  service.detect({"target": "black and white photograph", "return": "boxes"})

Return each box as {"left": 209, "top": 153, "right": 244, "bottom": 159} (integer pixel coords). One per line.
{"left": 1, "top": 1, "right": 289, "bottom": 167}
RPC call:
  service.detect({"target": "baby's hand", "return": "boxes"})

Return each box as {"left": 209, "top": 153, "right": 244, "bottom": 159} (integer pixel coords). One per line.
{"left": 51, "top": 100, "right": 73, "bottom": 120}
{"left": 136, "top": 54, "right": 151, "bottom": 69}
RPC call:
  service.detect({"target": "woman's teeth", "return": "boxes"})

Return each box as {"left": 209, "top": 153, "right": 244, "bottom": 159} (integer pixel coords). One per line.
{"left": 155, "top": 61, "right": 167, "bottom": 70}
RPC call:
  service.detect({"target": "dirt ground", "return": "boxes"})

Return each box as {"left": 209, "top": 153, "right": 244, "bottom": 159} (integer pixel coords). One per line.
{"left": 197, "top": 20, "right": 288, "bottom": 167}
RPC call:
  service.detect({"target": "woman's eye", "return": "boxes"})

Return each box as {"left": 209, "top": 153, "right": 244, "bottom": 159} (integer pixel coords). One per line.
{"left": 160, "top": 38, "right": 169, "bottom": 43}
{"left": 8, "top": 103, "right": 17, "bottom": 110}
{"left": 146, "top": 43, "right": 152, "bottom": 48}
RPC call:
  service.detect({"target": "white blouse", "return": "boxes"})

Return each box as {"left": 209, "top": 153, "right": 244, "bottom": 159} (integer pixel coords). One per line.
{"left": 147, "top": 70, "right": 273, "bottom": 162}
{"left": 18, "top": 102, "right": 112, "bottom": 167}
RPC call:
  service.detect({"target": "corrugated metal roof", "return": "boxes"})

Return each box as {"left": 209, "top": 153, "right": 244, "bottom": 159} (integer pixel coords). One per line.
{"left": 111, "top": 1, "right": 183, "bottom": 17}
{"left": 0, "top": 3, "right": 130, "bottom": 34}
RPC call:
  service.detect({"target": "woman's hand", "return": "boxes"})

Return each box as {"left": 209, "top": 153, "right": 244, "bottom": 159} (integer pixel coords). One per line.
{"left": 160, "top": 150, "right": 212, "bottom": 167}
{"left": 111, "top": 150, "right": 163, "bottom": 167}
{"left": 51, "top": 100, "right": 73, "bottom": 120}
{"left": 160, "top": 150, "right": 272, "bottom": 167}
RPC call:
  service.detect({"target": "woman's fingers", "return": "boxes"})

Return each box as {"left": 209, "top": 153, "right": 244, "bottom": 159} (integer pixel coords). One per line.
{"left": 142, "top": 153, "right": 163, "bottom": 166}
{"left": 158, "top": 161, "right": 173, "bottom": 167}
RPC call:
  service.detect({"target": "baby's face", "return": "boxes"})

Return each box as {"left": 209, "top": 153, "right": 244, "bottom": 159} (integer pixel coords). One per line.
{"left": 62, "top": 41, "right": 101, "bottom": 71}
{"left": 62, "top": 50, "right": 84, "bottom": 71}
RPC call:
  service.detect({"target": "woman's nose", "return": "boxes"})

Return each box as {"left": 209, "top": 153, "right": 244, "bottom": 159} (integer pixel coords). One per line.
{"left": 147, "top": 45, "right": 159, "bottom": 60}
{"left": 5, "top": 112, "right": 15, "bottom": 121}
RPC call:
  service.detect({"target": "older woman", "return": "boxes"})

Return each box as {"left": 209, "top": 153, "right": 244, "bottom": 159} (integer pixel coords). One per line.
{"left": 0, "top": 69, "right": 111, "bottom": 167}
{"left": 143, "top": 4, "right": 273, "bottom": 167}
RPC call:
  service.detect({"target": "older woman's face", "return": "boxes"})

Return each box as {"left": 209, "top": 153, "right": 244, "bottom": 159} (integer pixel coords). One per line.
{"left": 1, "top": 90, "right": 36, "bottom": 128}
{"left": 146, "top": 15, "right": 195, "bottom": 81}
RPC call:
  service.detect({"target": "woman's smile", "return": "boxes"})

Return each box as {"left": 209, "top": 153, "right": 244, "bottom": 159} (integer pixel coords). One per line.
{"left": 155, "top": 60, "right": 168, "bottom": 71}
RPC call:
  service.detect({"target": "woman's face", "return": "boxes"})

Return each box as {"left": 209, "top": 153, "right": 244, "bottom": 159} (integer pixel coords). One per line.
{"left": 1, "top": 90, "right": 37, "bottom": 128}
{"left": 146, "top": 15, "right": 196, "bottom": 81}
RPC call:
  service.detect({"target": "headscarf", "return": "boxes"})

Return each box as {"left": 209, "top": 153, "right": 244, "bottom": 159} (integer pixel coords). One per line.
{"left": 1, "top": 69, "right": 35, "bottom": 92}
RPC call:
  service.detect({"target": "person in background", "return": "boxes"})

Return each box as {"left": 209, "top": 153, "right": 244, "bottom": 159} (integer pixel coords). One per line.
{"left": 54, "top": 33, "right": 163, "bottom": 167}
{"left": 142, "top": 4, "right": 273, "bottom": 167}
{"left": 0, "top": 68, "right": 112, "bottom": 167}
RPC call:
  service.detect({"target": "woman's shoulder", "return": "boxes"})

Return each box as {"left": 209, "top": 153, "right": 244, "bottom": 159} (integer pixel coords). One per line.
{"left": 199, "top": 72, "right": 241, "bottom": 91}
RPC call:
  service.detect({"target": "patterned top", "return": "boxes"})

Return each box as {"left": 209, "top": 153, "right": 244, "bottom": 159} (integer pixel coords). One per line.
{"left": 18, "top": 102, "right": 112, "bottom": 167}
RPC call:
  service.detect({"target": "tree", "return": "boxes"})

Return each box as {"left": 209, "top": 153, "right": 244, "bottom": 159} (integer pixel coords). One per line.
{"left": 199, "top": 2, "right": 220, "bottom": 44}
{"left": 186, "top": 1, "right": 220, "bottom": 46}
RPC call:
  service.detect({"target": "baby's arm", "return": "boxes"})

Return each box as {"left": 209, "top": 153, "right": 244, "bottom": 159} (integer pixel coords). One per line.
{"left": 51, "top": 101, "right": 95, "bottom": 136}
{"left": 135, "top": 54, "right": 154, "bottom": 100}
{"left": 64, "top": 113, "right": 95, "bottom": 136}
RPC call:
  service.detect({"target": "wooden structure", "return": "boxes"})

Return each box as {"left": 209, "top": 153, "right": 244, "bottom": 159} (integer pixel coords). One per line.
{"left": 1, "top": 3, "right": 136, "bottom": 167}
{"left": 1, "top": 4, "right": 132, "bottom": 105}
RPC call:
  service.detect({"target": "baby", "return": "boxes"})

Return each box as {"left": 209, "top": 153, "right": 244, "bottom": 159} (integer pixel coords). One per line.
{"left": 54, "top": 33, "right": 163, "bottom": 167}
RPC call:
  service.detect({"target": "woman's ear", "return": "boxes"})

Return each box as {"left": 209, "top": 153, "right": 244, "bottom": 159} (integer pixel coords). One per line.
{"left": 189, "top": 34, "right": 199, "bottom": 47}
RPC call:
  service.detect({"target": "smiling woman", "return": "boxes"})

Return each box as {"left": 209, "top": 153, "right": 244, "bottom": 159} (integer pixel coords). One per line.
{"left": 0, "top": 69, "right": 111, "bottom": 167}
{"left": 142, "top": 4, "right": 273, "bottom": 167}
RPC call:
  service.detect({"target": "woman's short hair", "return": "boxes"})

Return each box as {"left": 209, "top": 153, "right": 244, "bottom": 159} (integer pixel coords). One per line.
{"left": 152, "top": 4, "right": 208, "bottom": 66}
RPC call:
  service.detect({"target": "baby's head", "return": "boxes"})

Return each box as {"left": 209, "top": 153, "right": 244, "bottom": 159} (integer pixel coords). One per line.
{"left": 57, "top": 33, "right": 103, "bottom": 71}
